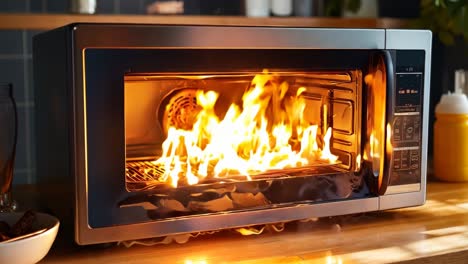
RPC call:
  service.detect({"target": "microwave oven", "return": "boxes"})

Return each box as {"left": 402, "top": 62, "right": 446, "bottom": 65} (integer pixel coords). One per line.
{"left": 33, "top": 24, "right": 431, "bottom": 245}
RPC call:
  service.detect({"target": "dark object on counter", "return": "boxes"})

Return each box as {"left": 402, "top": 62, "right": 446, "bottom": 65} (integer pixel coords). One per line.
{"left": 10, "top": 210, "right": 37, "bottom": 237}
{"left": 184, "top": 0, "right": 242, "bottom": 15}
{"left": 0, "top": 210, "right": 38, "bottom": 242}
{"left": 0, "top": 221, "right": 10, "bottom": 240}
{"left": 378, "top": 0, "right": 420, "bottom": 18}
{"left": 0, "top": 232, "right": 9, "bottom": 241}
{"left": 0, "top": 220, "right": 10, "bottom": 241}
{"left": 0, "top": 221, "right": 9, "bottom": 233}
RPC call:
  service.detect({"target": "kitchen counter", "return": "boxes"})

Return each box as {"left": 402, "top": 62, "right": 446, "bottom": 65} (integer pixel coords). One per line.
{"left": 28, "top": 182, "right": 467, "bottom": 264}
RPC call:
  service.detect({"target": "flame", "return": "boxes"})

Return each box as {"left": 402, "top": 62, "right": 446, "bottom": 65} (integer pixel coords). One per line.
{"left": 235, "top": 223, "right": 285, "bottom": 236}
{"left": 356, "top": 154, "right": 362, "bottom": 170}
{"left": 326, "top": 255, "right": 344, "bottom": 264}
{"left": 369, "top": 132, "right": 380, "bottom": 159}
{"left": 155, "top": 72, "right": 339, "bottom": 187}
{"left": 236, "top": 226, "right": 265, "bottom": 236}
{"left": 386, "top": 123, "right": 393, "bottom": 154}
{"left": 185, "top": 260, "right": 208, "bottom": 264}
{"left": 364, "top": 59, "right": 386, "bottom": 189}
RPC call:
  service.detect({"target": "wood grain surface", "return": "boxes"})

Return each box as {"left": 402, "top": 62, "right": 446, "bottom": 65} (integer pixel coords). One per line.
{"left": 26, "top": 182, "right": 467, "bottom": 264}
{"left": 0, "top": 14, "right": 408, "bottom": 30}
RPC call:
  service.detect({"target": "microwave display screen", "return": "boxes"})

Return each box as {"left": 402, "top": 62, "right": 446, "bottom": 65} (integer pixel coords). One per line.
{"left": 396, "top": 73, "right": 422, "bottom": 107}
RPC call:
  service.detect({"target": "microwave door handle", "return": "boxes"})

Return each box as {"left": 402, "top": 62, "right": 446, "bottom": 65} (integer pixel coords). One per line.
{"left": 378, "top": 51, "right": 395, "bottom": 195}
{"left": 365, "top": 51, "right": 394, "bottom": 195}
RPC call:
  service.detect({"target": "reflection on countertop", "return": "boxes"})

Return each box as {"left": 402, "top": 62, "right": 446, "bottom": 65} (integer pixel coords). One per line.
{"left": 12, "top": 181, "right": 468, "bottom": 264}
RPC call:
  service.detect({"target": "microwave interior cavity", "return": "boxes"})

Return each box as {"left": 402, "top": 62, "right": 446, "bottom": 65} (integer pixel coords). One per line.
{"left": 122, "top": 69, "right": 366, "bottom": 220}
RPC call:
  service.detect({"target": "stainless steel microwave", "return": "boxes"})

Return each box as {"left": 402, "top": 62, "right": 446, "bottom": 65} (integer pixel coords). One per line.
{"left": 33, "top": 24, "right": 431, "bottom": 245}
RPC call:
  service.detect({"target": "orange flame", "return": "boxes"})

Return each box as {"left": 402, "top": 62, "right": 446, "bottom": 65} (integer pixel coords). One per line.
{"left": 235, "top": 226, "right": 265, "bottom": 236}
{"left": 326, "top": 255, "right": 344, "bottom": 264}
{"left": 364, "top": 62, "right": 386, "bottom": 189}
{"left": 155, "top": 72, "right": 339, "bottom": 187}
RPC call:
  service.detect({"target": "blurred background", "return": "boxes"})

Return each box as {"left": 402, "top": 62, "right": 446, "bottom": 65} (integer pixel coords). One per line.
{"left": 0, "top": 0, "right": 466, "bottom": 185}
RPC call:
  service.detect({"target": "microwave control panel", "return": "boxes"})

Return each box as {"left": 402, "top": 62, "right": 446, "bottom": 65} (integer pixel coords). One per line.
{"left": 389, "top": 50, "right": 425, "bottom": 187}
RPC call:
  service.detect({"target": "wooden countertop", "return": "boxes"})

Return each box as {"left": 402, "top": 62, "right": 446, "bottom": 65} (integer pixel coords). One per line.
{"left": 30, "top": 182, "right": 467, "bottom": 264}
{"left": 0, "top": 13, "right": 408, "bottom": 30}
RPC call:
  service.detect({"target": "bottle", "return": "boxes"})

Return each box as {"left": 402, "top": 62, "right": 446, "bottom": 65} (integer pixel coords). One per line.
{"left": 71, "top": 0, "right": 96, "bottom": 14}
{"left": 271, "top": 0, "right": 292, "bottom": 16}
{"left": 293, "top": 0, "right": 313, "bottom": 17}
{"left": 434, "top": 71, "right": 468, "bottom": 182}
{"left": 455, "top": 69, "right": 468, "bottom": 95}
{"left": 245, "top": 0, "right": 270, "bottom": 17}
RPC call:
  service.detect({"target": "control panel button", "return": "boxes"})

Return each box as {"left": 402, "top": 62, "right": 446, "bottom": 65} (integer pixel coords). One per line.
{"left": 401, "top": 150, "right": 409, "bottom": 169}
{"left": 393, "top": 117, "right": 401, "bottom": 142}
{"left": 403, "top": 117, "right": 414, "bottom": 141}
{"left": 414, "top": 118, "right": 420, "bottom": 140}
{"left": 410, "top": 150, "right": 420, "bottom": 169}
{"left": 393, "top": 150, "right": 401, "bottom": 169}
{"left": 392, "top": 148, "right": 420, "bottom": 172}
{"left": 394, "top": 115, "right": 421, "bottom": 144}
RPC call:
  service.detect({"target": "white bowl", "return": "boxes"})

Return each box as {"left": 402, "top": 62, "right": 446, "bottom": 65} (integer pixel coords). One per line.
{"left": 0, "top": 212, "right": 59, "bottom": 264}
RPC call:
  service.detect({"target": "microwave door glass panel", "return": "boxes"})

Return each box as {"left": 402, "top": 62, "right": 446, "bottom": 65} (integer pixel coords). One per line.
{"left": 122, "top": 70, "right": 368, "bottom": 221}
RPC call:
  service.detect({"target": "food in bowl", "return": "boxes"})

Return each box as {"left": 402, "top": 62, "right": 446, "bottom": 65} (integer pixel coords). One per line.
{"left": 0, "top": 210, "right": 38, "bottom": 242}
{"left": 0, "top": 211, "right": 59, "bottom": 264}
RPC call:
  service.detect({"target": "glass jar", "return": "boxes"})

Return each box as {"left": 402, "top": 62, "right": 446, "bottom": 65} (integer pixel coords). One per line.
{"left": 0, "top": 83, "right": 17, "bottom": 212}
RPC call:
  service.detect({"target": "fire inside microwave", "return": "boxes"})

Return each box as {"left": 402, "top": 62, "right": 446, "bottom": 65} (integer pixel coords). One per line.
{"left": 121, "top": 69, "right": 371, "bottom": 220}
